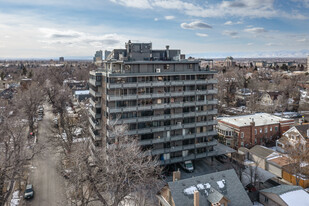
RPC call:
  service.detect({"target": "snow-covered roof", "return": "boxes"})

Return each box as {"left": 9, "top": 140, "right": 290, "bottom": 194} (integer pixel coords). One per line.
{"left": 218, "top": 113, "right": 293, "bottom": 127}
{"left": 262, "top": 185, "right": 309, "bottom": 206}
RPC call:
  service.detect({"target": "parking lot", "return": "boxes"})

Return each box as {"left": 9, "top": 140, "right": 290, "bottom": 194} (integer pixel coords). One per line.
{"left": 165, "top": 157, "right": 234, "bottom": 182}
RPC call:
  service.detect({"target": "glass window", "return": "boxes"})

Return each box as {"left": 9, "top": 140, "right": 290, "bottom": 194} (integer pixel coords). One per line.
{"left": 255, "top": 129, "right": 257, "bottom": 135}
{"left": 265, "top": 128, "right": 268, "bottom": 133}
{"left": 275, "top": 126, "right": 278, "bottom": 131}
{"left": 241, "top": 132, "right": 244, "bottom": 138}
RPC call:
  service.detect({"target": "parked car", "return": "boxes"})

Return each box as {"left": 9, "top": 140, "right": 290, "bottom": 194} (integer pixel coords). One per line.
{"left": 179, "top": 160, "right": 194, "bottom": 173}
{"left": 24, "top": 184, "right": 34, "bottom": 199}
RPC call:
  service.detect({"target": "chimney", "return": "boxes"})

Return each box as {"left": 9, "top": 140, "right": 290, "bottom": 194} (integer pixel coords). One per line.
{"left": 166, "top": 45, "right": 170, "bottom": 59}
{"left": 194, "top": 190, "right": 199, "bottom": 206}
{"left": 173, "top": 170, "right": 181, "bottom": 182}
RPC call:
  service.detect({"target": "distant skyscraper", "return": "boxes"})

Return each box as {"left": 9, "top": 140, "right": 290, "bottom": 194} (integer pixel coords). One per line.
{"left": 59, "top": 57, "right": 64, "bottom": 62}
{"left": 307, "top": 55, "right": 309, "bottom": 72}
{"left": 93, "top": 50, "right": 103, "bottom": 62}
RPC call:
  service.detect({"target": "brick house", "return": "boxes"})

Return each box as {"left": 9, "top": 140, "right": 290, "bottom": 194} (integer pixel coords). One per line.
{"left": 217, "top": 113, "right": 294, "bottom": 149}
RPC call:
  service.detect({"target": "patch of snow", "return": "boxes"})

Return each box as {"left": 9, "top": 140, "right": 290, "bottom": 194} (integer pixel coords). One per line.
{"left": 196, "top": 184, "right": 204, "bottom": 190}
{"left": 217, "top": 180, "right": 225, "bottom": 188}
{"left": 300, "top": 162, "right": 309, "bottom": 168}
{"left": 183, "top": 186, "right": 197, "bottom": 195}
{"left": 280, "top": 189, "right": 309, "bottom": 206}
{"left": 205, "top": 183, "right": 211, "bottom": 189}
{"left": 10, "top": 191, "right": 20, "bottom": 206}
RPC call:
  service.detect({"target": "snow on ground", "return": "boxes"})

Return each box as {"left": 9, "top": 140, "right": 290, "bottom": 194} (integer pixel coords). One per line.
{"left": 10, "top": 191, "right": 20, "bottom": 206}
{"left": 280, "top": 189, "right": 309, "bottom": 206}
{"left": 216, "top": 180, "right": 225, "bottom": 188}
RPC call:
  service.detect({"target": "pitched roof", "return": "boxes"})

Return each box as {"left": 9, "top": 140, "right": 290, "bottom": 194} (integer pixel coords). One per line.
{"left": 260, "top": 185, "right": 302, "bottom": 195}
{"left": 260, "top": 185, "right": 309, "bottom": 206}
{"left": 267, "top": 156, "right": 290, "bottom": 167}
{"left": 168, "top": 169, "right": 252, "bottom": 206}
{"left": 294, "top": 124, "right": 309, "bottom": 139}
{"left": 249, "top": 145, "right": 275, "bottom": 158}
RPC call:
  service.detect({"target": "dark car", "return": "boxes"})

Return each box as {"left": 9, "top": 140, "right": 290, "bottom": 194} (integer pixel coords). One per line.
{"left": 24, "top": 184, "right": 34, "bottom": 199}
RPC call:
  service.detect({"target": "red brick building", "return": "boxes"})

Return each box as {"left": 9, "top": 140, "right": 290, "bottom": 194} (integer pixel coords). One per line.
{"left": 216, "top": 113, "right": 294, "bottom": 149}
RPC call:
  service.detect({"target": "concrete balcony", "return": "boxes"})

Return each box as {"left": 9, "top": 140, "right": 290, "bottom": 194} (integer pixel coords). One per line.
{"left": 107, "top": 79, "right": 217, "bottom": 89}
{"left": 89, "top": 126, "right": 101, "bottom": 141}
{"left": 89, "top": 98, "right": 101, "bottom": 108}
{"left": 89, "top": 108, "right": 101, "bottom": 119}
{"left": 107, "top": 89, "right": 217, "bottom": 101}
{"left": 89, "top": 88, "right": 102, "bottom": 97}
{"left": 89, "top": 78, "right": 102, "bottom": 87}
{"left": 110, "top": 109, "right": 218, "bottom": 125}
{"left": 89, "top": 117, "right": 101, "bottom": 130}
{"left": 159, "top": 149, "right": 218, "bottom": 165}
{"left": 108, "top": 120, "right": 217, "bottom": 137}
{"left": 151, "top": 140, "right": 217, "bottom": 155}
{"left": 108, "top": 99, "right": 218, "bottom": 113}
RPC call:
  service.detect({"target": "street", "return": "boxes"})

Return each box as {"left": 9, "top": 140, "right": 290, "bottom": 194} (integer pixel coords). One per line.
{"left": 25, "top": 104, "right": 67, "bottom": 206}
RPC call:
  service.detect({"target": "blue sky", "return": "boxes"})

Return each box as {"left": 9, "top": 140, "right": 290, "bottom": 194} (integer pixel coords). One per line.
{"left": 0, "top": 0, "right": 309, "bottom": 59}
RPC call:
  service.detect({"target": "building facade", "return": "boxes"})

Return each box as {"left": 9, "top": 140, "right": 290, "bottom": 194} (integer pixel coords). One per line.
{"left": 88, "top": 41, "right": 218, "bottom": 165}
{"left": 217, "top": 113, "right": 294, "bottom": 149}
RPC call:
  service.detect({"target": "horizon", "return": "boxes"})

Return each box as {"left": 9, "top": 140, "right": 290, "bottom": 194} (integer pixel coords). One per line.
{"left": 0, "top": 0, "right": 309, "bottom": 58}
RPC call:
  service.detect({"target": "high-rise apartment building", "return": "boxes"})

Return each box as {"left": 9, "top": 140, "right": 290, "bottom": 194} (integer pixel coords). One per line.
{"left": 93, "top": 50, "right": 103, "bottom": 62}
{"left": 88, "top": 41, "right": 219, "bottom": 165}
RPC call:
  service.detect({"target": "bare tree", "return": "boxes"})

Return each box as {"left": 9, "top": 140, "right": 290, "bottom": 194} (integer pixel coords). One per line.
{"left": 0, "top": 106, "right": 42, "bottom": 206}
{"left": 14, "top": 82, "right": 44, "bottom": 133}
{"left": 63, "top": 125, "right": 162, "bottom": 206}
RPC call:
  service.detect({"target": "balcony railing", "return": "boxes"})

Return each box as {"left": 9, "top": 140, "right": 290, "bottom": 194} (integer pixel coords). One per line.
{"left": 89, "top": 126, "right": 101, "bottom": 141}
{"left": 89, "top": 117, "right": 102, "bottom": 130}
{"left": 108, "top": 79, "right": 218, "bottom": 89}
{"left": 107, "top": 120, "right": 217, "bottom": 137}
{"left": 89, "top": 79, "right": 102, "bottom": 87}
{"left": 89, "top": 88, "right": 102, "bottom": 97}
{"left": 107, "top": 89, "right": 217, "bottom": 101}
{"left": 108, "top": 99, "right": 218, "bottom": 113}
{"left": 139, "top": 130, "right": 218, "bottom": 146}
{"left": 89, "top": 98, "right": 101, "bottom": 108}
{"left": 110, "top": 109, "right": 218, "bottom": 125}
{"left": 88, "top": 108, "right": 101, "bottom": 119}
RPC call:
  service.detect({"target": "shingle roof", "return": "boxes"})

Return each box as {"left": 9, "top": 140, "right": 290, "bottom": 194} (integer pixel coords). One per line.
{"left": 168, "top": 169, "right": 252, "bottom": 206}
{"left": 260, "top": 185, "right": 303, "bottom": 196}
{"left": 249, "top": 145, "right": 275, "bottom": 158}
{"left": 294, "top": 124, "right": 309, "bottom": 139}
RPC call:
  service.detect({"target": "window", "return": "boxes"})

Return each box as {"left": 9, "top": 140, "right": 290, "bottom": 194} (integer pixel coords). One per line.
{"left": 241, "top": 132, "right": 244, "bottom": 138}
{"left": 270, "top": 127, "right": 272, "bottom": 131}
{"left": 260, "top": 128, "right": 262, "bottom": 133}
{"left": 255, "top": 129, "right": 257, "bottom": 135}
{"left": 264, "top": 196, "right": 269, "bottom": 203}
{"left": 275, "top": 126, "right": 278, "bottom": 131}
{"left": 265, "top": 128, "right": 268, "bottom": 133}
{"left": 241, "top": 141, "right": 244, "bottom": 146}
{"left": 164, "top": 64, "right": 170, "bottom": 70}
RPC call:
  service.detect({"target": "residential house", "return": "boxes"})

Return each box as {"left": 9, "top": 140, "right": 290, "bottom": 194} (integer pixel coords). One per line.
{"left": 259, "top": 185, "right": 309, "bottom": 206}
{"left": 158, "top": 169, "right": 252, "bottom": 206}
{"left": 249, "top": 145, "right": 279, "bottom": 170}
{"left": 276, "top": 124, "right": 309, "bottom": 153}
{"left": 266, "top": 156, "right": 290, "bottom": 178}
{"left": 217, "top": 113, "right": 294, "bottom": 149}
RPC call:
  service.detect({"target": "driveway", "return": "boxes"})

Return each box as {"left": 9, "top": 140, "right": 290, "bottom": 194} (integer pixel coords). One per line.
{"left": 25, "top": 104, "right": 67, "bottom": 206}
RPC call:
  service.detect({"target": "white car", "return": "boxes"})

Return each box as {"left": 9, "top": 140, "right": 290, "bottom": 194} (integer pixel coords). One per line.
{"left": 180, "top": 160, "right": 194, "bottom": 173}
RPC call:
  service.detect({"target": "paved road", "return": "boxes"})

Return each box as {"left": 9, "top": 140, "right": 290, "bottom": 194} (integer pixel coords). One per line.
{"left": 25, "top": 105, "right": 67, "bottom": 206}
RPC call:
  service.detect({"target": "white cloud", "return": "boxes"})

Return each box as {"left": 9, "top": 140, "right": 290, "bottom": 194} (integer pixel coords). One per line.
{"left": 196, "top": 33, "right": 208, "bottom": 37}
{"left": 154, "top": 18, "right": 159, "bottom": 21}
{"left": 109, "top": 0, "right": 152, "bottom": 9}
{"left": 108, "top": 0, "right": 307, "bottom": 19}
{"left": 266, "top": 42, "right": 276, "bottom": 46}
{"left": 224, "top": 20, "right": 243, "bottom": 25}
{"left": 164, "top": 15, "right": 175, "bottom": 20}
{"left": 181, "top": 21, "right": 212, "bottom": 30}
{"left": 222, "top": 30, "right": 239, "bottom": 38}
{"left": 297, "top": 38, "right": 307, "bottom": 42}
{"left": 247, "top": 43, "right": 253, "bottom": 46}
{"left": 244, "top": 27, "right": 267, "bottom": 33}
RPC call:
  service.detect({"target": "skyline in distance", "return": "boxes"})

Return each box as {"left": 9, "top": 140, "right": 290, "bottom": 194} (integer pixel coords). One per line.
{"left": 0, "top": 0, "right": 309, "bottom": 59}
